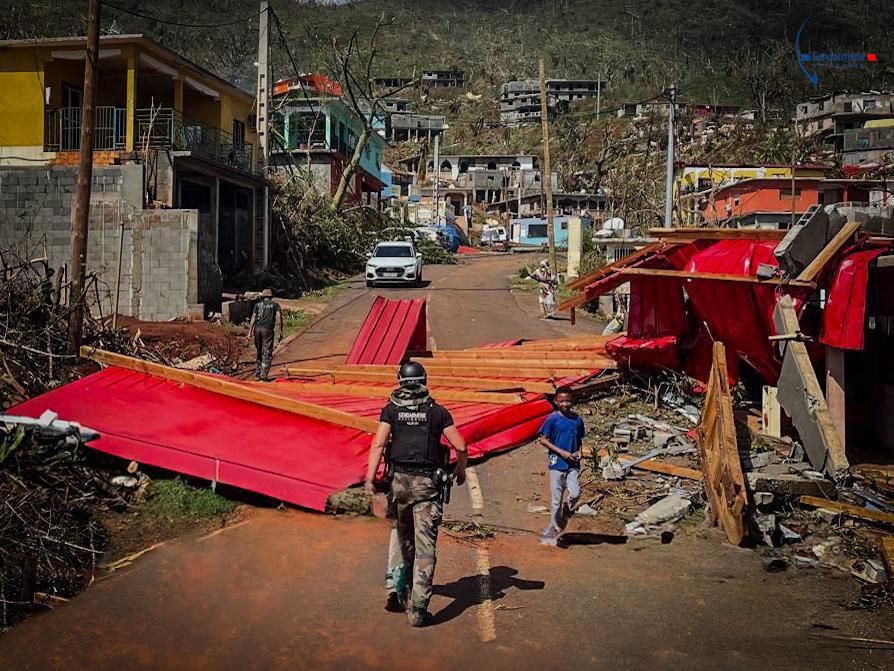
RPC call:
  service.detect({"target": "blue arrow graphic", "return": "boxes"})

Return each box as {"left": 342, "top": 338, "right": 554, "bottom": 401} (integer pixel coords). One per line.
{"left": 796, "top": 18, "right": 818, "bottom": 86}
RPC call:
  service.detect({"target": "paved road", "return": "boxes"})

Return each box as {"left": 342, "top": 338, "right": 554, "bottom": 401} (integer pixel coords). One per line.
{"left": 273, "top": 253, "right": 589, "bottom": 368}
{"left": 0, "top": 256, "right": 886, "bottom": 670}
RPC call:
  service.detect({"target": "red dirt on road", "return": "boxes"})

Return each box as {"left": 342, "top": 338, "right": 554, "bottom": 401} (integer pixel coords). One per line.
{"left": 1, "top": 256, "right": 888, "bottom": 670}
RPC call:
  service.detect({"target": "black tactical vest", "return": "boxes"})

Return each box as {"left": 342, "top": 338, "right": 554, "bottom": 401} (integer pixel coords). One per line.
{"left": 388, "top": 400, "right": 448, "bottom": 469}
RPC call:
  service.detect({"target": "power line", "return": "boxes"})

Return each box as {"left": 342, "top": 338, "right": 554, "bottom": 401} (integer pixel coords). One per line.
{"left": 562, "top": 91, "right": 669, "bottom": 120}
{"left": 103, "top": 0, "right": 264, "bottom": 28}
{"left": 269, "top": 7, "right": 304, "bottom": 82}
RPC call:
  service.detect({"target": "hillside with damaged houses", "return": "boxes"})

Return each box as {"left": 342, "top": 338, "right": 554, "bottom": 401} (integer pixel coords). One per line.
{"left": 0, "top": 1, "right": 893, "bottom": 668}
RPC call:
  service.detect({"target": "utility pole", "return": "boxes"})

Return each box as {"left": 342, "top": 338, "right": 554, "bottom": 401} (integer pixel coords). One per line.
{"left": 790, "top": 121, "right": 797, "bottom": 228}
{"left": 538, "top": 57, "right": 557, "bottom": 270}
{"left": 596, "top": 72, "right": 602, "bottom": 120}
{"left": 256, "top": 0, "right": 270, "bottom": 267}
{"left": 68, "top": 0, "right": 101, "bottom": 353}
{"left": 432, "top": 132, "right": 440, "bottom": 225}
{"left": 663, "top": 84, "right": 676, "bottom": 229}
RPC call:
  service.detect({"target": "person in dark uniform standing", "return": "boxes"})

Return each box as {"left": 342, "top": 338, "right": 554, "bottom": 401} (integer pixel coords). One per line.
{"left": 246, "top": 288, "right": 283, "bottom": 380}
{"left": 365, "top": 361, "right": 467, "bottom": 627}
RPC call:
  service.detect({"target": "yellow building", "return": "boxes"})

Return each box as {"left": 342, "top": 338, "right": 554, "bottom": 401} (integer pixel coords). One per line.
{"left": 0, "top": 34, "right": 257, "bottom": 167}
{"left": 0, "top": 34, "right": 267, "bottom": 283}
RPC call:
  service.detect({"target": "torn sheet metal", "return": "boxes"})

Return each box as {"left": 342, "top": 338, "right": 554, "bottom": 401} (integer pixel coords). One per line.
{"left": 820, "top": 248, "right": 888, "bottom": 350}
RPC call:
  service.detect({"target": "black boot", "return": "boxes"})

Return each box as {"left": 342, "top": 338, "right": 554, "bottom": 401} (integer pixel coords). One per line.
{"left": 408, "top": 607, "right": 432, "bottom": 627}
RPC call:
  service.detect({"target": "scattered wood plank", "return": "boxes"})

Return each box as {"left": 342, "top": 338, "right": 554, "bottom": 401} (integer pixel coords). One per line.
{"left": 260, "top": 381, "right": 523, "bottom": 405}
{"left": 698, "top": 341, "right": 749, "bottom": 546}
{"left": 431, "top": 349, "right": 609, "bottom": 360}
{"left": 796, "top": 221, "right": 862, "bottom": 281}
{"left": 619, "top": 267, "right": 815, "bottom": 288}
{"left": 566, "top": 243, "right": 663, "bottom": 290}
{"left": 851, "top": 464, "right": 894, "bottom": 499}
{"left": 401, "top": 363, "right": 603, "bottom": 378}
{"left": 462, "top": 334, "right": 620, "bottom": 352}
{"left": 81, "top": 347, "right": 379, "bottom": 434}
{"left": 647, "top": 227, "right": 788, "bottom": 241}
{"left": 411, "top": 357, "right": 618, "bottom": 369}
{"left": 881, "top": 536, "right": 894, "bottom": 586}
{"left": 799, "top": 496, "right": 894, "bottom": 526}
{"left": 622, "top": 458, "right": 703, "bottom": 481}
{"left": 566, "top": 373, "right": 621, "bottom": 398}
{"left": 284, "top": 367, "right": 556, "bottom": 394}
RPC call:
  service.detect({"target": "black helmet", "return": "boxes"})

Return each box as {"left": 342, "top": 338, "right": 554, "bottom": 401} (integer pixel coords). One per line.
{"left": 398, "top": 361, "right": 427, "bottom": 386}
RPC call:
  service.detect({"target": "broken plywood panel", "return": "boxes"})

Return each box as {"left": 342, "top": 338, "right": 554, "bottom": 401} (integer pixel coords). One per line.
{"left": 697, "top": 341, "right": 749, "bottom": 546}
{"left": 772, "top": 296, "right": 849, "bottom": 480}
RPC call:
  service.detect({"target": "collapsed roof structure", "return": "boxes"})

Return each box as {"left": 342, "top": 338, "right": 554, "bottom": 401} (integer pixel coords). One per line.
{"left": 561, "top": 206, "right": 894, "bottom": 482}
{"left": 9, "top": 300, "right": 618, "bottom": 511}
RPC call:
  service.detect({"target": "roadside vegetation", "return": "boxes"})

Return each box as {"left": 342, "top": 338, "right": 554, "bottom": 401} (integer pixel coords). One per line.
{"left": 145, "top": 479, "right": 237, "bottom": 521}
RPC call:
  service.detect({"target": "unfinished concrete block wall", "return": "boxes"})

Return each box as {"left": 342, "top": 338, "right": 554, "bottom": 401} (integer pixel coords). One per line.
{"left": 133, "top": 211, "right": 199, "bottom": 321}
{"left": 0, "top": 165, "right": 203, "bottom": 321}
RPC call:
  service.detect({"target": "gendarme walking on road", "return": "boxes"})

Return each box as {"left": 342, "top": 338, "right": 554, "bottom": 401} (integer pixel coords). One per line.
{"left": 246, "top": 288, "right": 283, "bottom": 381}
{"left": 365, "top": 361, "right": 468, "bottom": 628}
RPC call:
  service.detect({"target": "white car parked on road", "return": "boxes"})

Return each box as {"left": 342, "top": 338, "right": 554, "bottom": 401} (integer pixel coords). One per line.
{"left": 365, "top": 240, "right": 424, "bottom": 287}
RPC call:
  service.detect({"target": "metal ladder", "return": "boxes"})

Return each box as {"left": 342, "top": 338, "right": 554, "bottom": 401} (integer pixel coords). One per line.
{"left": 793, "top": 203, "right": 821, "bottom": 228}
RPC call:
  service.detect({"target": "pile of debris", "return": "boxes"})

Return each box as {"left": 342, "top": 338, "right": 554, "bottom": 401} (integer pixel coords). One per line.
{"left": 0, "top": 412, "right": 129, "bottom": 630}
{"left": 571, "top": 347, "right": 893, "bottom": 607}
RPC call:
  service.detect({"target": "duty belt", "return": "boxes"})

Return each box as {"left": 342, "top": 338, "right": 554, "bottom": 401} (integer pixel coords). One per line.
{"left": 392, "top": 464, "right": 439, "bottom": 476}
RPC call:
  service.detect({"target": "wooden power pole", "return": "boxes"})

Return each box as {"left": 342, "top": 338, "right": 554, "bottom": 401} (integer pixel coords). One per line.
{"left": 538, "top": 57, "right": 557, "bottom": 271}
{"left": 68, "top": 0, "right": 101, "bottom": 352}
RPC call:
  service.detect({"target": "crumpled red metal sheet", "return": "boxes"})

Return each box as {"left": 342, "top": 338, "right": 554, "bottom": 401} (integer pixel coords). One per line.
{"left": 820, "top": 248, "right": 888, "bottom": 350}
{"left": 627, "top": 276, "right": 687, "bottom": 338}
{"left": 679, "top": 240, "right": 791, "bottom": 382}
{"left": 606, "top": 335, "right": 679, "bottom": 370}
{"left": 345, "top": 296, "right": 427, "bottom": 365}
{"left": 8, "top": 366, "right": 559, "bottom": 511}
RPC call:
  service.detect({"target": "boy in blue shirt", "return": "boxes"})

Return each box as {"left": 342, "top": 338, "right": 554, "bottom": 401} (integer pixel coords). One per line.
{"left": 538, "top": 387, "right": 585, "bottom": 545}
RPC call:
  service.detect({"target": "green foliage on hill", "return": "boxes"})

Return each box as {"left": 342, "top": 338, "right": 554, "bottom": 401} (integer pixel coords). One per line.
{"left": 4, "top": 0, "right": 890, "bottom": 111}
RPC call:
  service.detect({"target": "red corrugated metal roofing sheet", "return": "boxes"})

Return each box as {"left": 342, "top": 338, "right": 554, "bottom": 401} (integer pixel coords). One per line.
{"left": 345, "top": 296, "right": 427, "bottom": 365}
{"left": 8, "top": 366, "right": 561, "bottom": 510}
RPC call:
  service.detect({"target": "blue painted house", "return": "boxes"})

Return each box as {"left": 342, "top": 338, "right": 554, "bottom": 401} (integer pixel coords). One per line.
{"left": 510, "top": 216, "right": 595, "bottom": 247}
{"left": 269, "top": 94, "right": 388, "bottom": 204}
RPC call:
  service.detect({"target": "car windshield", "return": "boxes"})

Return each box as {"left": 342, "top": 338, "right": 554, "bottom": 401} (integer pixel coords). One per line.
{"left": 374, "top": 245, "right": 413, "bottom": 258}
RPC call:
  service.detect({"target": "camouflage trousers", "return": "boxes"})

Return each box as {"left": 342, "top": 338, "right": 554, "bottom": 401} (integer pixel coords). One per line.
{"left": 254, "top": 327, "right": 274, "bottom": 379}
{"left": 390, "top": 471, "right": 443, "bottom": 612}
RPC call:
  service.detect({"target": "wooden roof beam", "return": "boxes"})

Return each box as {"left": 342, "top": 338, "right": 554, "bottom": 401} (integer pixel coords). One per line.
{"left": 81, "top": 347, "right": 379, "bottom": 433}
{"left": 648, "top": 227, "right": 788, "bottom": 241}
{"left": 618, "top": 267, "right": 816, "bottom": 288}
{"left": 284, "top": 367, "right": 557, "bottom": 394}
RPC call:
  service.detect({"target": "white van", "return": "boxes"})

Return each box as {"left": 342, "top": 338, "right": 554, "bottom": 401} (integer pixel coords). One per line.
{"left": 480, "top": 226, "right": 507, "bottom": 245}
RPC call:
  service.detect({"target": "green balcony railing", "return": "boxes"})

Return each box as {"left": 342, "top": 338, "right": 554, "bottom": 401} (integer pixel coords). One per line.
{"left": 135, "top": 108, "right": 254, "bottom": 173}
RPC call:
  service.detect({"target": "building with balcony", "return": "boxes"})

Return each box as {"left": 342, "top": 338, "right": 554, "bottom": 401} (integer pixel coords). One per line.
{"left": 500, "top": 78, "right": 606, "bottom": 126}
{"left": 795, "top": 92, "right": 894, "bottom": 152}
{"left": 421, "top": 69, "right": 465, "bottom": 89}
{"left": 388, "top": 113, "right": 447, "bottom": 142}
{"left": 269, "top": 93, "right": 388, "bottom": 205}
{"left": 398, "top": 153, "right": 548, "bottom": 210}
{"left": 0, "top": 34, "right": 269, "bottom": 321}
{"left": 843, "top": 120, "right": 894, "bottom": 166}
